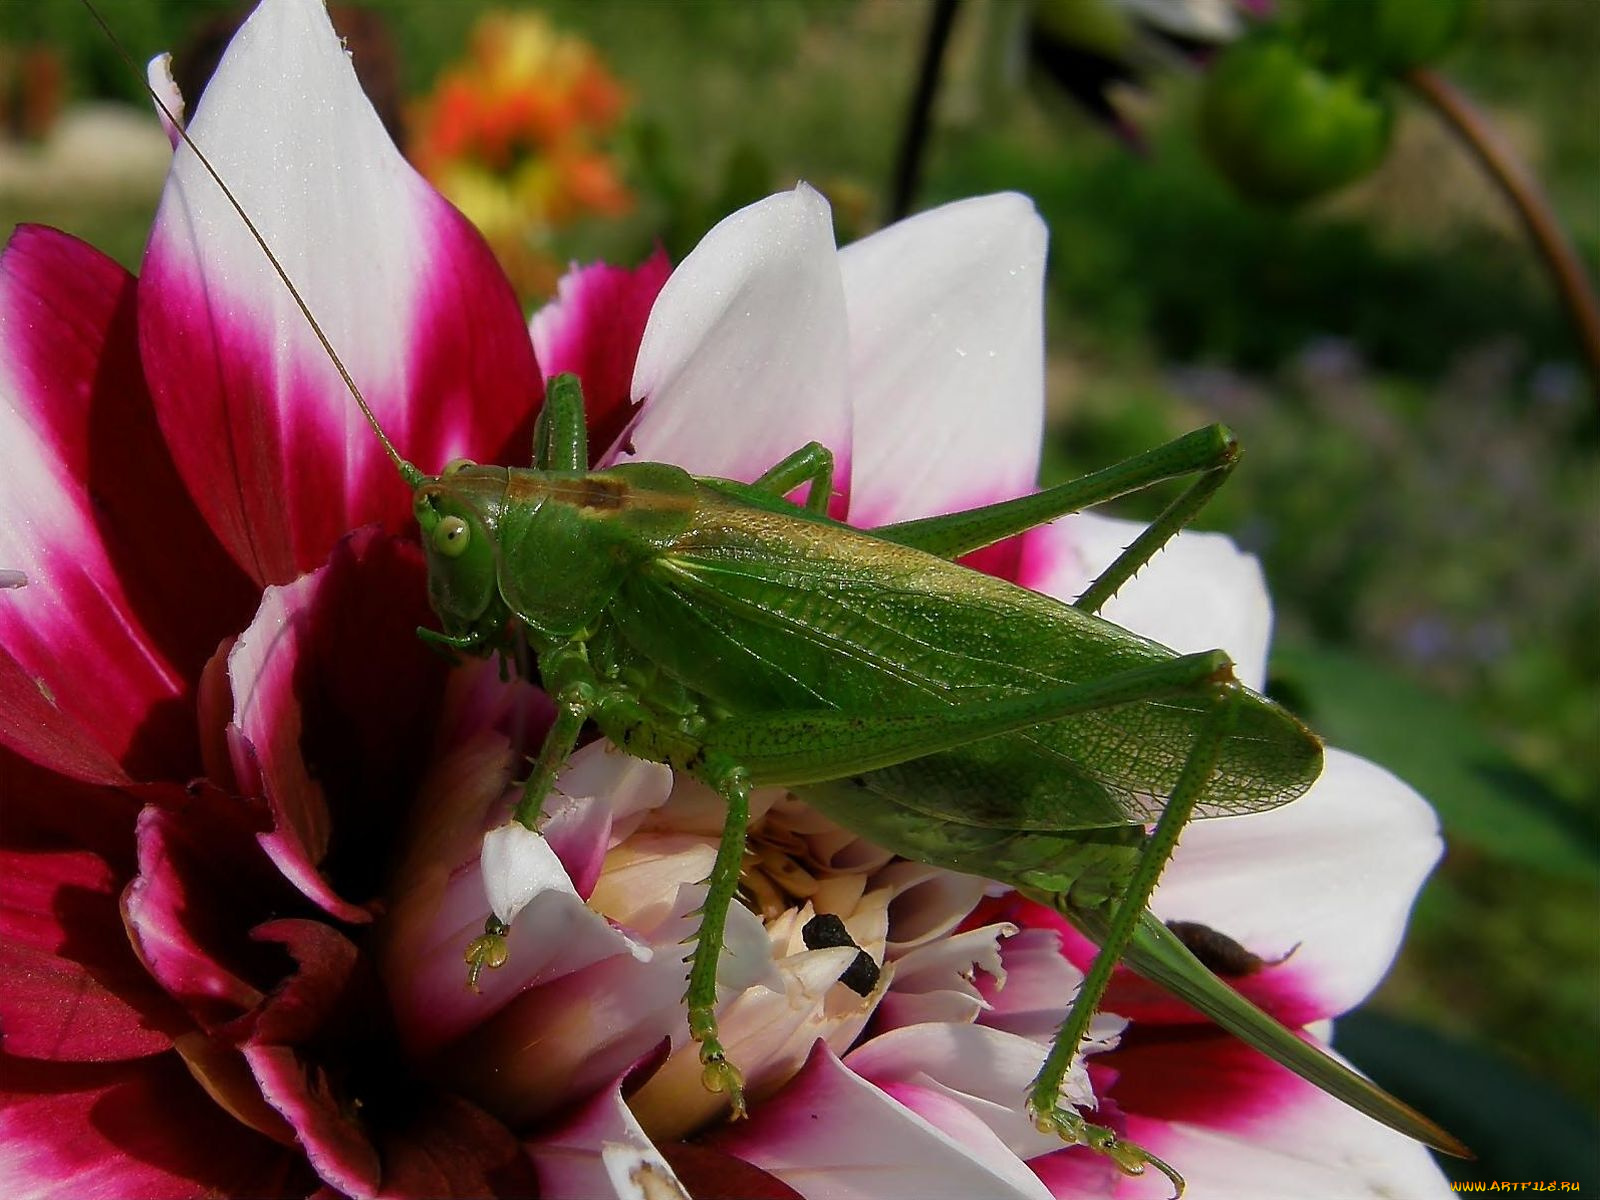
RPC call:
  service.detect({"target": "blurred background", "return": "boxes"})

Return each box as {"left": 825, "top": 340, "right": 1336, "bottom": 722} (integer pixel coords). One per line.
{"left": 2, "top": 0, "right": 1595, "bottom": 1190}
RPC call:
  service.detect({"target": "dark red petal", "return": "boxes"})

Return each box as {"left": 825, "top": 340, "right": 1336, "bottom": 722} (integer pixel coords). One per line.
{"left": 230, "top": 920, "right": 376, "bottom": 1195}
{"left": 529, "top": 250, "right": 672, "bottom": 463}
{"left": 376, "top": 1092, "right": 537, "bottom": 1199}
{"left": 123, "top": 791, "right": 300, "bottom": 1028}
{"left": 246, "top": 1042, "right": 381, "bottom": 1197}
{"left": 0, "top": 1051, "right": 315, "bottom": 1198}
{"left": 0, "top": 845, "right": 185, "bottom": 1062}
{"left": 1107, "top": 1022, "right": 1317, "bottom": 1132}
{"left": 660, "top": 1142, "right": 805, "bottom": 1200}
{"left": 237, "top": 919, "right": 361, "bottom": 1046}
{"left": 227, "top": 529, "right": 445, "bottom": 920}
{"left": 0, "top": 226, "right": 255, "bottom": 783}
{"left": 0, "top": 745, "right": 142, "bottom": 869}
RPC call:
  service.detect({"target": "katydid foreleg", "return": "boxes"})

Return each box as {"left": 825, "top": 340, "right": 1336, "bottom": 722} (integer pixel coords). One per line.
{"left": 749, "top": 442, "right": 835, "bottom": 513}
{"left": 465, "top": 641, "right": 596, "bottom": 988}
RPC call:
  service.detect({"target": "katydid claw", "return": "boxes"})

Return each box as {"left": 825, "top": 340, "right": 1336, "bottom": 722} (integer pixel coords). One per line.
{"left": 464, "top": 916, "right": 511, "bottom": 991}
{"left": 1031, "top": 1102, "right": 1185, "bottom": 1199}
{"left": 698, "top": 1042, "right": 747, "bottom": 1119}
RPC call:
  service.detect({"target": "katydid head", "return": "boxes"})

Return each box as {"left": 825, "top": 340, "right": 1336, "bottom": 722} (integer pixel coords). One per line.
{"left": 414, "top": 460, "right": 510, "bottom": 644}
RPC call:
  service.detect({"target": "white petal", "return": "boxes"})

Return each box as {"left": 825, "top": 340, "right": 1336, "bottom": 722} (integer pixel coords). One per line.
{"left": 145, "top": 53, "right": 183, "bottom": 147}
{"left": 1018, "top": 512, "right": 1275, "bottom": 691}
{"left": 624, "top": 184, "right": 853, "bottom": 491}
{"left": 481, "top": 822, "right": 577, "bottom": 924}
{"left": 1152, "top": 748, "right": 1443, "bottom": 1017}
{"left": 842, "top": 193, "right": 1047, "bottom": 526}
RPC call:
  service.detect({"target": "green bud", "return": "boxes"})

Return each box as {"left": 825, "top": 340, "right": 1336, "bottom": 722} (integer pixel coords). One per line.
{"left": 1200, "top": 36, "right": 1393, "bottom": 206}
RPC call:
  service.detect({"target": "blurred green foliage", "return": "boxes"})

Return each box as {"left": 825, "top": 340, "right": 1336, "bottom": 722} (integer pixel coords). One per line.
{"left": 5, "top": 0, "right": 1597, "bottom": 1180}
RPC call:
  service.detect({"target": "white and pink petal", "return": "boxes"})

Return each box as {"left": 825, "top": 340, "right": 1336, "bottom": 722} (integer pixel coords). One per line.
{"left": 224, "top": 529, "right": 445, "bottom": 923}
{"left": 139, "top": 0, "right": 540, "bottom": 586}
{"left": 1016, "top": 513, "right": 1275, "bottom": 693}
{"left": 619, "top": 184, "right": 853, "bottom": 505}
{"left": 841, "top": 193, "right": 1047, "bottom": 538}
{"left": 0, "top": 226, "right": 254, "bottom": 783}
{"left": 1146, "top": 748, "right": 1443, "bottom": 1023}
{"left": 1091, "top": 1031, "right": 1452, "bottom": 1199}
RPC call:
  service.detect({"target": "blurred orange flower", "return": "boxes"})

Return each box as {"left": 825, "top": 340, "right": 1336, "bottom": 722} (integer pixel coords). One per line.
{"left": 410, "top": 11, "right": 631, "bottom": 298}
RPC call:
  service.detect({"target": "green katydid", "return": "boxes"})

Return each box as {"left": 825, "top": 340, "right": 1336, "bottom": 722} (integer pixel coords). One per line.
{"left": 99, "top": 5, "right": 1466, "bottom": 1187}
{"left": 418, "top": 379, "right": 1465, "bottom": 1191}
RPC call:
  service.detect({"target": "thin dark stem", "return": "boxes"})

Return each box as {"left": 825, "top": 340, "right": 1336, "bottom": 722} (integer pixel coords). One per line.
{"left": 888, "top": 0, "right": 960, "bottom": 222}
{"left": 1406, "top": 66, "right": 1600, "bottom": 399}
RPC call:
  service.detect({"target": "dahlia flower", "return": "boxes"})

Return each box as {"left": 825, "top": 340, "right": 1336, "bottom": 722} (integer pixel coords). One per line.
{"left": 0, "top": 2, "right": 1450, "bottom": 1197}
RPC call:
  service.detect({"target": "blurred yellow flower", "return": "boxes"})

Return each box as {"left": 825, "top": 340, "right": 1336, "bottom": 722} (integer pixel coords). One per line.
{"left": 410, "top": 11, "right": 631, "bottom": 298}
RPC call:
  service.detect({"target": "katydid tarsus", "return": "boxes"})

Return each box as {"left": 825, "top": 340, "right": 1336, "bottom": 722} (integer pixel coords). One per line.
{"left": 94, "top": 2, "right": 1467, "bottom": 1190}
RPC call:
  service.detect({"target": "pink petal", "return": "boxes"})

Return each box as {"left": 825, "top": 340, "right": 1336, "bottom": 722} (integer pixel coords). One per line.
{"left": 970, "top": 928, "right": 1089, "bottom": 1044}
{"left": 385, "top": 828, "right": 649, "bottom": 1060}
{"left": 0, "top": 226, "right": 254, "bottom": 783}
{"left": 847, "top": 1023, "right": 1077, "bottom": 1160}
{"left": 226, "top": 529, "right": 445, "bottom": 922}
{"left": 619, "top": 185, "right": 853, "bottom": 505}
{"left": 0, "top": 1052, "right": 314, "bottom": 1199}
{"left": 1016, "top": 512, "right": 1275, "bottom": 692}
{"left": 1147, "top": 748, "right": 1443, "bottom": 1020}
{"left": 436, "top": 892, "right": 700, "bottom": 1126}
{"left": 526, "top": 1078, "right": 679, "bottom": 1200}
{"left": 0, "top": 847, "right": 183, "bottom": 1062}
{"left": 841, "top": 194, "right": 1047, "bottom": 540}
{"left": 872, "top": 923, "right": 1015, "bottom": 1032}
{"left": 530, "top": 252, "right": 673, "bottom": 465}
{"left": 713, "top": 1041, "right": 1056, "bottom": 1200}
{"left": 139, "top": 0, "right": 539, "bottom": 586}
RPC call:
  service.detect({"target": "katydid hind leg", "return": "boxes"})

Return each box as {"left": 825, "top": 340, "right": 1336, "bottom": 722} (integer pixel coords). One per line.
{"left": 876, "top": 425, "right": 1237, "bottom": 566}
{"left": 1025, "top": 683, "right": 1241, "bottom": 1196}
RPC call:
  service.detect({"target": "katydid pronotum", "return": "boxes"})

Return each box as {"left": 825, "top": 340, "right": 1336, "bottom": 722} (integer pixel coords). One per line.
{"left": 89, "top": 2, "right": 1466, "bottom": 1191}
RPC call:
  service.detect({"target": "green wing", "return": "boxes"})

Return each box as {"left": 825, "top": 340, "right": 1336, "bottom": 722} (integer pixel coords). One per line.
{"left": 606, "top": 488, "right": 1321, "bottom": 833}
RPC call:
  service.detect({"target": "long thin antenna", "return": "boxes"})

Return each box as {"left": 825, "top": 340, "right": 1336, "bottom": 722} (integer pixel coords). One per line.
{"left": 81, "top": 0, "right": 425, "bottom": 488}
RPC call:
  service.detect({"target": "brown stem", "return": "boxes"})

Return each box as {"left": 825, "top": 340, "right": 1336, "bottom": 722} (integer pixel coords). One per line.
{"left": 1406, "top": 66, "right": 1600, "bottom": 399}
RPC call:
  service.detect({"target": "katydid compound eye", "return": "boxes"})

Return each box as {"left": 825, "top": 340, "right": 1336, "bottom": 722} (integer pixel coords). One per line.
{"left": 434, "top": 516, "right": 470, "bottom": 557}
{"left": 443, "top": 457, "right": 475, "bottom": 476}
